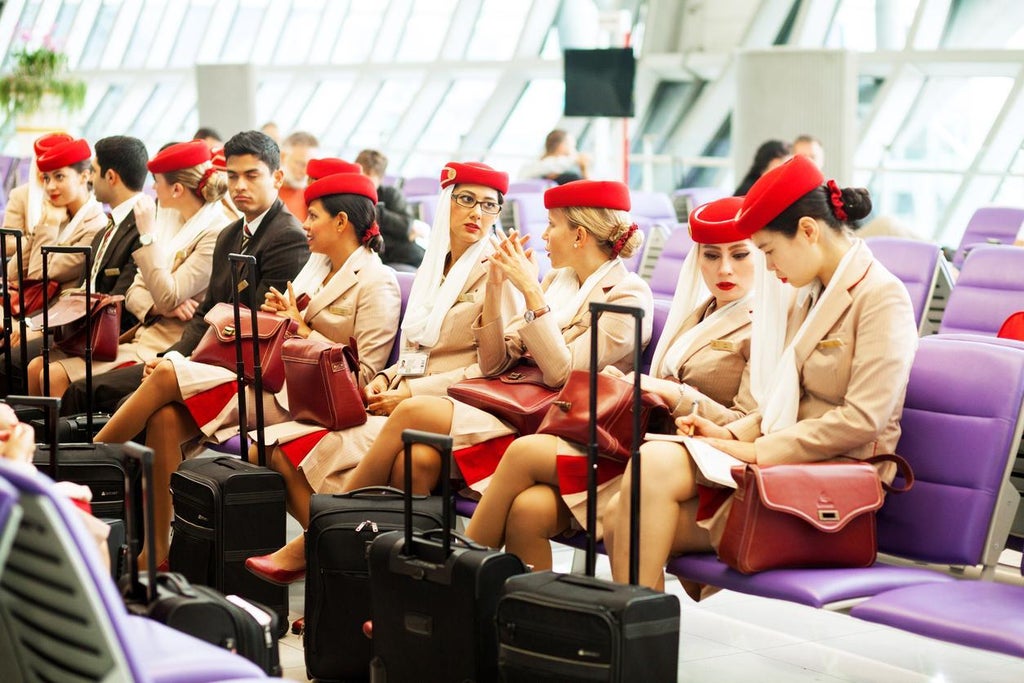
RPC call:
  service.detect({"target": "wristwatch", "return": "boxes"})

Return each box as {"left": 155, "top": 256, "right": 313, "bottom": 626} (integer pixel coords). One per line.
{"left": 138, "top": 233, "right": 155, "bottom": 247}
{"left": 524, "top": 305, "right": 550, "bottom": 323}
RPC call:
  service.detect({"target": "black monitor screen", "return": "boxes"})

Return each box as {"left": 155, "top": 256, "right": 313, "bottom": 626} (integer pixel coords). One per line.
{"left": 563, "top": 48, "right": 636, "bottom": 118}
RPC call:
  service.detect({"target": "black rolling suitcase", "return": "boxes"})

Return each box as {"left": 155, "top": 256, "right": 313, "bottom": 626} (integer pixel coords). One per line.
{"left": 305, "top": 486, "right": 445, "bottom": 681}
{"left": 368, "top": 429, "right": 529, "bottom": 682}
{"left": 120, "top": 440, "right": 282, "bottom": 675}
{"left": 30, "top": 244, "right": 115, "bottom": 441}
{"left": 1, "top": 227, "right": 32, "bottom": 397}
{"left": 495, "top": 302, "right": 680, "bottom": 682}
{"left": 167, "top": 252, "right": 288, "bottom": 633}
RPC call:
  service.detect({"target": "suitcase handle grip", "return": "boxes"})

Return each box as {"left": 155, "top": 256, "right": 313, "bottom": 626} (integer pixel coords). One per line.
{"left": 340, "top": 485, "right": 429, "bottom": 500}
{"left": 154, "top": 571, "right": 198, "bottom": 598}
{"left": 420, "top": 528, "right": 486, "bottom": 551}
{"left": 4, "top": 395, "right": 60, "bottom": 478}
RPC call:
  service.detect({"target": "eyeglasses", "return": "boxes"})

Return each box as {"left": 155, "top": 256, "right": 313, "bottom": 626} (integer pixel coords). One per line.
{"left": 452, "top": 192, "right": 501, "bottom": 215}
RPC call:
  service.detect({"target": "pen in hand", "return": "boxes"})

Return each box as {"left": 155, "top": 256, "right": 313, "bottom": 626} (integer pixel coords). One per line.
{"left": 685, "top": 399, "right": 701, "bottom": 437}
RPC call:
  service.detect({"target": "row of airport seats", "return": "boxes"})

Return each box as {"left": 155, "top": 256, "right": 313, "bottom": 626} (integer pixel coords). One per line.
{"left": 0, "top": 460, "right": 268, "bottom": 681}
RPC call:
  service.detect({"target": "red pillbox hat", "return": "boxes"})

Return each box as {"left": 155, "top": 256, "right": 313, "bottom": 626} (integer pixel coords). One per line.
{"left": 688, "top": 196, "right": 747, "bottom": 244}
{"left": 439, "top": 162, "right": 509, "bottom": 195}
{"left": 304, "top": 172, "right": 378, "bottom": 206}
{"left": 544, "top": 180, "right": 631, "bottom": 211}
{"left": 735, "top": 155, "right": 824, "bottom": 236}
{"left": 147, "top": 141, "right": 211, "bottom": 174}
{"left": 33, "top": 132, "right": 74, "bottom": 158}
{"left": 37, "top": 138, "right": 91, "bottom": 173}
{"left": 307, "top": 158, "right": 362, "bottom": 181}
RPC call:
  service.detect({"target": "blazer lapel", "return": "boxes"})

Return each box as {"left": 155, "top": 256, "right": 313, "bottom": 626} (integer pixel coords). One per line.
{"left": 680, "top": 299, "right": 751, "bottom": 366}
{"left": 567, "top": 261, "right": 627, "bottom": 328}
{"left": 792, "top": 247, "right": 873, "bottom": 367}
{"left": 305, "top": 251, "right": 365, "bottom": 321}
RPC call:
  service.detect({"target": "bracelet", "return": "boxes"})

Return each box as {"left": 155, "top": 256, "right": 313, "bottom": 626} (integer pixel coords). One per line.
{"left": 672, "top": 383, "right": 691, "bottom": 414}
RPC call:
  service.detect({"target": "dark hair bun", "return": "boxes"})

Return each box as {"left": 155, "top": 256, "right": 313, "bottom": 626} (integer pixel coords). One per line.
{"left": 841, "top": 187, "right": 872, "bottom": 224}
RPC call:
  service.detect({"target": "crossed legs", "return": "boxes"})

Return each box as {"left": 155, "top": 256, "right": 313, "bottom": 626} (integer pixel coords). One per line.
{"left": 463, "top": 434, "right": 570, "bottom": 571}
{"left": 603, "top": 440, "right": 712, "bottom": 590}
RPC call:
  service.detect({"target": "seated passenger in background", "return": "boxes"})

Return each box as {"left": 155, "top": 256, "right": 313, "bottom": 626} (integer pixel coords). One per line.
{"left": 462, "top": 196, "right": 752, "bottom": 571}
{"left": 278, "top": 131, "right": 320, "bottom": 221}
{"left": 27, "top": 140, "right": 236, "bottom": 398}
{"left": 792, "top": 133, "right": 825, "bottom": 169}
{"left": 519, "top": 129, "right": 590, "bottom": 185}
{"left": 734, "top": 139, "right": 791, "bottom": 196}
{"left": 604, "top": 156, "right": 918, "bottom": 591}
{"left": 355, "top": 148, "right": 424, "bottom": 271}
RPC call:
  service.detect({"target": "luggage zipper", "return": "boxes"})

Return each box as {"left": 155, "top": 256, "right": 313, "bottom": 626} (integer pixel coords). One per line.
{"left": 354, "top": 520, "right": 379, "bottom": 533}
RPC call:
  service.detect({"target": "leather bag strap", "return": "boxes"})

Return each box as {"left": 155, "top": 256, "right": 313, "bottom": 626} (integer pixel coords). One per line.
{"left": 865, "top": 453, "right": 914, "bottom": 494}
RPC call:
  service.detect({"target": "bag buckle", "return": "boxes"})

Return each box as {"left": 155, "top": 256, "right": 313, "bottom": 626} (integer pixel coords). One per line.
{"left": 223, "top": 325, "right": 235, "bottom": 337}
{"left": 553, "top": 400, "right": 572, "bottom": 412}
{"left": 507, "top": 371, "right": 524, "bottom": 380}
{"left": 818, "top": 509, "right": 839, "bottom": 522}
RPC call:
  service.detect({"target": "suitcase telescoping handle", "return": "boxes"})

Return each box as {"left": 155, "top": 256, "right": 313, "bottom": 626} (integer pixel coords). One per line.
{"left": 227, "top": 252, "right": 267, "bottom": 468}
{"left": 587, "top": 301, "right": 645, "bottom": 585}
{"left": 402, "top": 428, "right": 454, "bottom": 556}
{"left": 5, "top": 394, "right": 60, "bottom": 479}
{"left": 1, "top": 228, "right": 29, "bottom": 386}
{"left": 41, "top": 245, "right": 96, "bottom": 435}
{"left": 120, "top": 441, "right": 157, "bottom": 604}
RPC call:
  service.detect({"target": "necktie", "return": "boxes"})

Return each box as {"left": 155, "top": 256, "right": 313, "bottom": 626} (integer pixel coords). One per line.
{"left": 240, "top": 223, "right": 253, "bottom": 252}
{"left": 91, "top": 213, "right": 116, "bottom": 287}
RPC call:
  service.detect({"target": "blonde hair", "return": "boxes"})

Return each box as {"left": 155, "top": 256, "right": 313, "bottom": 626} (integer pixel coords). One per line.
{"left": 560, "top": 206, "right": 643, "bottom": 259}
{"left": 161, "top": 161, "right": 228, "bottom": 204}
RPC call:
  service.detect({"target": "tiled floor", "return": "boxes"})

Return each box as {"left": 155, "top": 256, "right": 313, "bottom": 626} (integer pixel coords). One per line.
{"left": 275, "top": 540, "right": 1024, "bottom": 682}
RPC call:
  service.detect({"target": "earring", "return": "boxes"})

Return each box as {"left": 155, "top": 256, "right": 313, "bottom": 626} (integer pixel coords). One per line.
{"left": 573, "top": 242, "right": 579, "bottom": 249}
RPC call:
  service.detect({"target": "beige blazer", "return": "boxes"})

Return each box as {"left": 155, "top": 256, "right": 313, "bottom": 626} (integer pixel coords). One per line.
{"left": 726, "top": 244, "right": 918, "bottom": 475}
{"left": 14, "top": 201, "right": 107, "bottom": 288}
{"left": 474, "top": 260, "right": 654, "bottom": 387}
{"left": 124, "top": 227, "right": 222, "bottom": 353}
{"left": 661, "top": 297, "right": 753, "bottom": 426}
{"left": 380, "top": 258, "right": 490, "bottom": 397}
{"left": 2, "top": 184, "right": 28, "bottom": 234}
{"left": 302, "top": 248, "right": 400, "bottom": 387}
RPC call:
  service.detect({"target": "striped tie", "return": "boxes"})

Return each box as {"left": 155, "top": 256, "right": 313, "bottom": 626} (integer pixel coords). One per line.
{"left": 240, "top": 223, "right": 252, "bottom": 251}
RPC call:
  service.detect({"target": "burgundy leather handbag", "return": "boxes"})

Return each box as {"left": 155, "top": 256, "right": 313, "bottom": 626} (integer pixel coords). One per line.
{"left": 447, "top": 363, "right": 560, "bottom": 435}
{"left": 536, "top": 370, "right": 672, "bottom": 461}
{"left": 191, "top": 302, "right": 298, "bottom": 393}
{"left": 717, "top": 454, "right": 914, "bottom": 574}
{"left": 5, "top": 279, "right": 60, "bottom": 317}
{"left": 31, "top": 292, "right": 124, "bottom": 361}
{"left": 282, "top": 336, "right": 367, "bottom": 430}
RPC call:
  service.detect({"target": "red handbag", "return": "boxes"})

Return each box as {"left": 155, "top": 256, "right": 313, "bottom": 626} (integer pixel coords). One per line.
{"left": 4, "top": 279, "right": 60, "bottom": 318}
{"left": 191, "top": 302, "right": 298, "bottom": 393}
{"left": 37, "top": 292, "right": 125, "bottom": 362}
{"left": 536, "top": 370, "right": 672, "bottom": 461}
{"left": 717, "top": 454, "right": 914, "bottom": 574}
{"left": 447, "top": 363, "right": 560, "bottom": 435}
{"left": 282, "top": 336, "right": 367, "bottom": 430}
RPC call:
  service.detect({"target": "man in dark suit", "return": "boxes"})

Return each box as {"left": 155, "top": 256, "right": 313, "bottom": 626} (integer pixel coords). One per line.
{"left": 0, "top": 135, "right": 149, "bottom": 395}
{"left": 89, "top": 135, "right": 149, "bottom": 332}
{"left": 61, "top": 130, "right": 310, "bottom": 415}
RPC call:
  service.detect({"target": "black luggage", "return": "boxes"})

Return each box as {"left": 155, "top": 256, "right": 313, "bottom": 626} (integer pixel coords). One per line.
{"left": 31, "top": 244, "right": 114, "bottom": 441}
{"left": 8, "top": 394, "right": 134, "bottom": 575}
{"left": 120, "top": 440, "right": 282, "bottom": 675}
{"left": 368, "top": 429, "right": 529, "bottom": 682}
{"left": 495, "top": 302, "right": 680, "bottom": 682}
{"left": 305, "top": 485, "right": 445, "bottom": 681}
{"left": 167, "top": 253, "right": 288, "bottom": 632}
{"left": 1, "top": 227, "right": 31, "bottom": 396}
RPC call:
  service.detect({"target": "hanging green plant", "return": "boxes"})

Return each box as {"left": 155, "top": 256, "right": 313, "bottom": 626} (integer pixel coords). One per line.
{"left": 0, "top": 42, "right": 86, "bottom": 117}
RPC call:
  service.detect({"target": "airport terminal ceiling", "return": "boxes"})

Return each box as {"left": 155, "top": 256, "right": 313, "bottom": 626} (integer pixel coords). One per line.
{"left": 0, "top": 0, "right": 1022, "bottom": 246}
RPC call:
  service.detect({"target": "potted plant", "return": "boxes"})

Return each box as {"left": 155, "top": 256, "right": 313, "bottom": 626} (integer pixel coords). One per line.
{"left": 0, "top": 36, "right": 86, "bottom": 119}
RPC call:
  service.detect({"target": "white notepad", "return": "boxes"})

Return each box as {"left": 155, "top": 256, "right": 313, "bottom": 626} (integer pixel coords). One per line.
{"left": 643, "top": 433, "right": 744, "bottom": 488}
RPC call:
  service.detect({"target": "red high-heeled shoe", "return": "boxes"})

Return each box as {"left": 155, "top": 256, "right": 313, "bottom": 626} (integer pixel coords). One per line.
{"left": 244, "top": 554, "right": 306, "bottom": 586}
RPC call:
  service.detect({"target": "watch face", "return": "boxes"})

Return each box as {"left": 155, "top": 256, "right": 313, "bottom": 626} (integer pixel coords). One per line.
{"left": 524, "top": 310, "right": 535, "bottom": 323}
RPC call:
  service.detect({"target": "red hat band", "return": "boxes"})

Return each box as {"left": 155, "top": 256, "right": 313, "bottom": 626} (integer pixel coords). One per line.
{"left": 688, "top": 197, "right": 747, "bottom": 244}
{"left": 439, "top": 162, "right": 509, "bottom": 195}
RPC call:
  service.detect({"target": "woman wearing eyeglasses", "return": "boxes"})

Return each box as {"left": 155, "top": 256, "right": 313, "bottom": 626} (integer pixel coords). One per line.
{"left": 247, "top": 176, "right": 653, "bottom": 585}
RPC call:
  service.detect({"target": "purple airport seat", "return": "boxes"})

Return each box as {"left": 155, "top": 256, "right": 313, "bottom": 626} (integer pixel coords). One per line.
{"left": 388, "top": 271, "right": 416, "bottom": 366}
{"left": 206, "top": 433, "right": 248, "bottom": 456}
{"left": 648, "top": 227, "right": 695, "bottom": 300}
{"left": 865, "top": 237, "right": 941, "bottom": 333}
{"left": 406, "top": 194, "right": 438, "bottom": 225}
{"left": 619, "top": 220, "right": 655, "bottom": 273}
{"left": 400, "top": 176, "right": 441, "bottom": 196}
{"left": 672, "top": 187, "right": 730, "bottom": 221}
{"left": 850, "top": 579, "right": 1024, "bottom": 658}
{"left": 666, "top": 335, "right": 1024, "bottom": 606}
{"left": 0, "top": 460, "right": 265, "bottom": 682}
{"left": 951, "top": 206, "right": 1024, "bottom": 269}
{"left": 508, "top": 179, "right": 555, "bottom": 194}
{"left": 628, "top": 190, "right": 676, "bottom": 224}
{"left": 503, "top": 192, "right": 551, "bottom": 277}
{"left": 640, "top": 299, "right": 671, "bottom": 374}
{"left": 939, "top": 245, "right": 1024, "bottom": 336}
